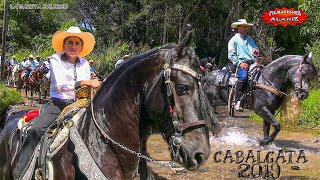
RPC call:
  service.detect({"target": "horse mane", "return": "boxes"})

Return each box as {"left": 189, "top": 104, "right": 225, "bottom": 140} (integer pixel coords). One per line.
{"left": 93, "top": 43, "right": 220, "bottom": 134}
{"left": 93, "top": 44, "right": 177, "bottom": 101}
{"left": 265, "top": 55, "right": 302, "bottom": 69}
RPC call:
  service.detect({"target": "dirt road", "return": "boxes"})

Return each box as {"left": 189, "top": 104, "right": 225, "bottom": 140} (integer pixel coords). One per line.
{"left": 8, "top": 89, "right": 320, "bottom": 179}
{"left": 147, "top": 107, "right": 320, "bottom": 179}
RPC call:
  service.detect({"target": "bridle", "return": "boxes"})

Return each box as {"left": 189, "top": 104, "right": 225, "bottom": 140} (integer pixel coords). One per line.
{"left": 89, "top": 47, "right": 208, "bottom": 168}
{"left": 162, "top": 49, "right": 207, "bottom": 158}
{"left": 295, "top": 58, "right": 308, "bottom": 95}
{"left": 260, "top": 57, "right": 310, "bottom": 97}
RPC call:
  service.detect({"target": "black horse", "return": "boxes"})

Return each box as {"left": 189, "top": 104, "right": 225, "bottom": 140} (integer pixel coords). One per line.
{"left": 203, "top": 53, "right": 317, "bottom": 145}
{"left": 0, "top": 31, "right": 220, "bottom": 179}
{"left": 199, "top": 57, "right": 217, "bottom": 73}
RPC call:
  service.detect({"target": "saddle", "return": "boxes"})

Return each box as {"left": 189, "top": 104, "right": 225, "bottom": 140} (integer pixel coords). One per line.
{"left": 218, "top": 63, "right": 264, "bottom": 110}
{"left": 13, "top": 86, "right": 93, "bottom": 180}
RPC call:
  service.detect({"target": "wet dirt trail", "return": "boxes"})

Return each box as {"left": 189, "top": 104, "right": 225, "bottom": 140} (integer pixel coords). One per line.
{"left": 7, "top": 89, "right": 320, "bottom": 179}
{"left": 147, "top": 107, "right": 320, "bottom": 180}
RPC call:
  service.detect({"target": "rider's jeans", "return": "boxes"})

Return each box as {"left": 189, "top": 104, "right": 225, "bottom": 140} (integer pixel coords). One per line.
{"left": 13, "top": 101, "right": 64, "bottom": 177}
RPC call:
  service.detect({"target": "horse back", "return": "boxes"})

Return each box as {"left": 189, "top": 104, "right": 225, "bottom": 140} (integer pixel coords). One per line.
{"left": 0, "top": 117, "right": 21, "bottom": 179}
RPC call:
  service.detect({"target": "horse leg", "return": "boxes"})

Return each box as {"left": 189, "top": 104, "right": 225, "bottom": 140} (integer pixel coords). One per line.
{"left": 263, "top": 120, "right": 271, "bottom": 141}
{"left": 256, "top": 106, "right": 280, "bottom": 145}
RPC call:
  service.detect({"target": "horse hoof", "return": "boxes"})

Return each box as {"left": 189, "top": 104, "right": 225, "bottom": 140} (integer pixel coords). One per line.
{"left": 259, "top": 139, "right": 271, "bottom": 146}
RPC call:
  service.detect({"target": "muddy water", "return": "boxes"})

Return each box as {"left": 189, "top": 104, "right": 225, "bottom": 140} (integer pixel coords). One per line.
{"left": 147, "top": 107, "right": 320, "bottom": 179}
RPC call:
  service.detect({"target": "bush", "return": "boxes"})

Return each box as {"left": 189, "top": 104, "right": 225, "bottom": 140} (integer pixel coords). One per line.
{"left": 0, "top": 83, "right": 24, "bottom": 120}
{"left": 298, "top": 89, "right": 320, "bottom": 128}
{"left": 306, "top": 39, "right": 320, "bottom": 73}
{"left": 87, "top": 41, "right": 150, "bottom": 78}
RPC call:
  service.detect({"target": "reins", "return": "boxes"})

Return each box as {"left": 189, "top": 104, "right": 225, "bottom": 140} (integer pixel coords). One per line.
{"left": 88, "top": 48, "right": 208, "bottom": 169}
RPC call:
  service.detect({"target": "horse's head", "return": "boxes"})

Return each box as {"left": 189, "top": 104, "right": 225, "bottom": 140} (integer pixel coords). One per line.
{"left": 289, "top": 53, "right": 318, "bottom": 100}
{"left": 145, "top": 31, "right": 219, "bottom": 170}
{"left": 39, "top": 64, "right": 49, "bottom": 78}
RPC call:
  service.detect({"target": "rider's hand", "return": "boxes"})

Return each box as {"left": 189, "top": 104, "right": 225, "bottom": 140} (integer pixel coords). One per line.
{"left": 81, "top": 79, "right": 101, "bottom": 88}
{"left": 253, "top": 49, "right": 259, "bottom": 56}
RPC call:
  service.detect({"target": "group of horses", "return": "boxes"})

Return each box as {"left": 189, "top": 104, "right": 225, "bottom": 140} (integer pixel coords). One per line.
{"left": 0, "top": 31, "right": 317, "bottom": 179}
{"left": 2, "top": 61, "right": 51, "bottom": 100}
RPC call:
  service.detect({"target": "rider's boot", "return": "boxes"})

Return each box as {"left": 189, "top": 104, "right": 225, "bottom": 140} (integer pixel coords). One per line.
{"left": 235, "top": 81, "right": 244, "bottom": 111}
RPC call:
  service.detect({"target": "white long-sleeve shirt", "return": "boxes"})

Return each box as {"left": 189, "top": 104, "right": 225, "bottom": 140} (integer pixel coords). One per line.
{"left": 49, "top": 53, "right": 91, "bottom": 100}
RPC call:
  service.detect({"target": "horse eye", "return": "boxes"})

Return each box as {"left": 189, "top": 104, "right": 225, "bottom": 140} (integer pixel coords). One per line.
{"left": 178, "top": 84, "right": 189, "bottom": 92}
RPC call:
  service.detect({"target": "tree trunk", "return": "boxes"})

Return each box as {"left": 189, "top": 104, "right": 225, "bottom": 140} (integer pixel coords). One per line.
{"left": 162, "top": 6, "right": 168, "bottom": 45}
{"left": 1, "top": 0, "right": 9, "bottom": 81}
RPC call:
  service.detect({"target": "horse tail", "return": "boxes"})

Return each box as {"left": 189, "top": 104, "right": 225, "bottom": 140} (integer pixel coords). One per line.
{"left": 279, "top": 86, "right": 301, "bottom": 125}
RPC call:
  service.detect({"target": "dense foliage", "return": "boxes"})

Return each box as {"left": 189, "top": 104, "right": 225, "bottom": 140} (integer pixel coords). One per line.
{"left": 299, "top": 89, "right": 320, "bottom": 128}
{"left": 0, "top": 83, "right": 24, "bottom": 120}
{"left": 1, "top": 0, "right": 319, "bottom": 75}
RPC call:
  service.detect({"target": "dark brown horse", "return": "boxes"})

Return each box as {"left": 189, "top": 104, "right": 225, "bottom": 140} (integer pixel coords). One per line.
{"left": 0, "top": 31, "right": 220, "bottom": 179}
{"left": 16, "top": 68, "right": 29, "bottom": 97}
{"left": 3, "top": 61, "right": 12, "bottom": 85}
{"left": 27, "top": 68, "right": 42, "bottom": 99}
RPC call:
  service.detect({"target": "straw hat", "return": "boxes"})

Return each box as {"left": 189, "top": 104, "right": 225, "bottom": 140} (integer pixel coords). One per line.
{"left": 123, "top": 54, "right": 130, "bottom": 59}
{"left": 231, "top": 19, "right": 254, "bottom": 28}
{"left": 89, "top": 59, "right": 94, "bottom": 63}
{"left": 28, "top": 54, "right": 34, "bottom": 58}
{"left": 52, "top": 26, "right": 95, "bottom": 57}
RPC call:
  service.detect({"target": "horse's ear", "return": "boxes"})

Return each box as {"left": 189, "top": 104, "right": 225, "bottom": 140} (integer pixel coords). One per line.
{"left": 303, "top": 52, "right": 312, "bottom": 64}
{"left": 175, "top": 30, "right": 194, "bottom": 58}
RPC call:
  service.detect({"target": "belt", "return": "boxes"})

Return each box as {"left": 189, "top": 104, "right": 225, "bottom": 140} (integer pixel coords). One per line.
{"left": 51, "top": 97, "right": 75, "bottom": 105}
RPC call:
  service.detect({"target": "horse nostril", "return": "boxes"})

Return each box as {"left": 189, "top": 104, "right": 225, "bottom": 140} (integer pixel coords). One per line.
{"left": 194, "top": 152, "right": 204, "bottom": 165}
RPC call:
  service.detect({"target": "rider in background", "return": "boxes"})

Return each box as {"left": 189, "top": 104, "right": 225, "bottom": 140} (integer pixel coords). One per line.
{"left": 228, "top": 19, "right": 259, "bottom": 111}
{"left": 24, "top": 54, "right": 39, "bottom": 78}
{"left": 114, "top": 54, "right": 130, "bottom": 69}
{"left": 10, "top": 55, "right": 18, "bottom": 66}
{"left": 36, "top": 55, "right": 42, "bottom": 65}
{"left": 89, "top": 59, "right": 95, "bottom": 79}
{"left": 13, "top": 26, "right": 100, "bottom": 178}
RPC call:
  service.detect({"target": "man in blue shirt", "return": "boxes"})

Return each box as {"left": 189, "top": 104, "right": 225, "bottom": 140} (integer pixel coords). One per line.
{"left": 228, "top": 19, "right": 259, "bottom": 111}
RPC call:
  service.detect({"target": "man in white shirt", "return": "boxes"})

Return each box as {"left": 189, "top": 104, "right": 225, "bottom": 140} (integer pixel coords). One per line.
{"left": 24, "top": 54, "right": 40, "bottom": 78}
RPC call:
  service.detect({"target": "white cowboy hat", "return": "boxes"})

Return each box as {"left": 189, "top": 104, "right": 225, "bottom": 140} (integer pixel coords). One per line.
{"left": 123, "top": 54, "right": 130, "bottom": 58}
{"left": 52, "top": 26, "right": 95, "bottom": 57}
{"left": 89, "top": 59, "right": 94, "bottom": 63}
{"left": 231, "top": 19, "right": 254, "bottom": 28}
{"left": 28, "top": 54, "right": 34, "bottom": 58}
{"left": 12, "top": 55, "right": 16, "bottom": 58}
